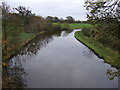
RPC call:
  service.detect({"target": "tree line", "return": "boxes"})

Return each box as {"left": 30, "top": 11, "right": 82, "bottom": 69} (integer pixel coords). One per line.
{"left": 1, "top": 2, "right": 63, "bottom": 61}
{"left": 46, "top": 16, "right": 87, "bottom": 23}
{"left": 84, "top": 0, "right": 120, "bottom": 51}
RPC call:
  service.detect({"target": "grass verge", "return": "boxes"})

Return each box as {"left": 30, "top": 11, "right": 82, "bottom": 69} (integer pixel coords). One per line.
{"left": 75, "top": 31, "right": 120, "bottom": 68}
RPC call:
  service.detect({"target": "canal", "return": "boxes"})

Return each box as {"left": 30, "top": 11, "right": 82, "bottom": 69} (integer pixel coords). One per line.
{"left": 8, "top": 29, "right": 118, "bottom": 88}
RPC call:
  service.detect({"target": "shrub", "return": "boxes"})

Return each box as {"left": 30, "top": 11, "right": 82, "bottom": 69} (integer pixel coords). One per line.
{"left": 81, "top": 27, "right": 91, "bottom": 37}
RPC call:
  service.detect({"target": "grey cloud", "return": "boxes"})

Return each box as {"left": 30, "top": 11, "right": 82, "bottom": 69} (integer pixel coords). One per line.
{"left": 6, "top": 0, "right": 87, "bottom": 20}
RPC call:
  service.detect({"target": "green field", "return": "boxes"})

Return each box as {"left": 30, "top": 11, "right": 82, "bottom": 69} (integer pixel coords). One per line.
{"left": 53, "top": 23, "right": 93, "bottom": 30}
{"left": 68, "top": 23, "right": 93, "bottom": 29}
{"left": 75, "top": 31, "right": 120, "bottom": 68}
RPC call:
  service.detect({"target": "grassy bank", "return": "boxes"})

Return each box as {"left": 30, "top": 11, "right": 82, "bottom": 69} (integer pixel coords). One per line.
{"left": 3, "top": 32, "right": 35, "bottom": 61}
{"left": 75, "top": 31, "right": 120, "bottom": 68}
{"left": 3, "top": 30, "right": 46, "bottom": 61}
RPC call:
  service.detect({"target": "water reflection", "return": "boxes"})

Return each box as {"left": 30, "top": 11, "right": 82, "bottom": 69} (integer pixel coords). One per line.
{"left": 62, "top": 30, "right": 74, "bottom": 37}
{"left": 20, "top": 30, "right": 71, "bottom": 56}
{"left": 106, "top": 69, "right": 119, "bottom": 80}
{"left": 3, "top": 29, "right": 70, "bottom": 88}
{"left": 3, "top": 57, "right": 27, "bottom": 88}
{"left": 82, "top": 47, "right": 119, "bottom": 81}
{"left": 20, "top": 34, "right": 53, "bottom": 56}
{"left": 2, "top": 29, "right": 119, "bottom": 88}
{"left": 9, "top": 56, "right": 27, "bottom": 88}
{"left": 82, "top": 47, "right": 93, "bottom": 59}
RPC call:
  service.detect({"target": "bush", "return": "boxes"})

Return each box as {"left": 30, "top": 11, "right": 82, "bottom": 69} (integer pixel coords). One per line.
{"left": 81, "top": 27, "right": 91, "bottom": 37}
{"left": 62, "top": 23, "right": 70, "bottom": 30}
{"left": 51, "top": 23, "right": 62, "bottom": 31}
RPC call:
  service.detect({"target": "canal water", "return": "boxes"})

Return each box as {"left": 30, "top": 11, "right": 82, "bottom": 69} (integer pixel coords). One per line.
{"left": 8, "top": 29, "right": 118, "bottom": 88}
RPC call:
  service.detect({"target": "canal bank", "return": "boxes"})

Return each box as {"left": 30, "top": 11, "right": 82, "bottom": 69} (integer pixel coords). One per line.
{"left": 74, "top": 31, "right": 120, "bottom": 68}
{"left": 3, "top": 29, "right": 118, "bottom": 88}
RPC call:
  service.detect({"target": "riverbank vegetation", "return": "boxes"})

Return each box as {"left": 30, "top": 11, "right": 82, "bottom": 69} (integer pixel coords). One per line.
{"left": 2, "top": 2, "right": 65, "bottom": 61}
{"left": 2, "top": 1, "right": 120, "bottom": 88}
{"left": 1, "top": 2, "right": 72, "bottom": 88}
{"left": 75, "top": 31, "right": 119, "bottom": 68}
{"left": 75, "top": 0, "right": 120, "bottom": 68}
{"left": 2, "top": 2, "right": 92, "bottom": 65}
{"left": 2, "top": 1, "right": 119, "bottom": 69}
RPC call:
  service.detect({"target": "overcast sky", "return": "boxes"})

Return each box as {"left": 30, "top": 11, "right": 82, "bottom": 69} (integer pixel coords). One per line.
{"left": 4, "top": 0, "right": 87, "bottom": 21}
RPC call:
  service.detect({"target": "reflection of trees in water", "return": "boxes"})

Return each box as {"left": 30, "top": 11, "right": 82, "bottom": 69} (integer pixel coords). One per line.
{"left": 62, "top": 30, "right": 74, "bottom": 37}
{"left": 106, "top": 69, "right": 119, "bottom": 80}
{"left": 82, "top": 47, "right": 93, "bottom": 59}
{"left": 2, "top": 57, "right": 27, "bottom": 88}
{"left": 3, "top": 30, "right": 63, "bottom": 88}
{"left": 20, "top": 30, "right": 63, "bottom": 56}
{"left": 21, "top": 29, "right": 71, "bottom": 57}
{"left": 82, "top": 47, "right": 119, "bottom": 81}
{"left": 9, "top": 56, "right": 27, "bottom": 88}
{"left": 20, "top": 34, "right": 53, "bottom": 56}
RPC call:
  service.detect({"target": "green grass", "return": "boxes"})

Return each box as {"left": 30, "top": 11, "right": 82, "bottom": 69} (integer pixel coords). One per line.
{"left": 3, "top": 30, "right": 37, "bottom": 60}
{"left": 75, "top": 31, "right": 120, "bottom": 68}
{"left": 19, "top": 33, "right": 35, "bottom": 41}
{"left": 53, "top": 23, "right": 93, "bottom": 30}
{"left": 68, "top": 23, "right": 93, "bottom": 29}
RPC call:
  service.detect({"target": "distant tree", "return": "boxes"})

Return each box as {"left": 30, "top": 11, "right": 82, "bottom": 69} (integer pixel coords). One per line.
{"left": 54, "top": 17, "right": 60, "bottom": 22}
{"left": 46, "top": 16, "right": 54, "bottom": 22}
{"left": 14, "top": 6, "right": 35, "bottom": 32}
{"left": 75, "top": 20, "right": 82, "bottom": 23}
{"left": 14, "top": 6, "right": 35, "bottom": 17}
{"left": 46, "top": 16, "right": 60, "bottom": 22}
{"left": 66, "top": 16, "right": 75, "bottom": 23}
{"left": 29, "top": 16, "right": 51, "bottom": 33}
{"left": 81, "top": 20, "right": 87, "bottom": 23}
{"left": 60, "top": 18, "right": 64, "bottom": 23}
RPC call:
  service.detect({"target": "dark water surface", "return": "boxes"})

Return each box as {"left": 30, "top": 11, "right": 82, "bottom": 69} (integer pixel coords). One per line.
{"left": 9, "top": 30, "right": 118, "bottom": 88}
